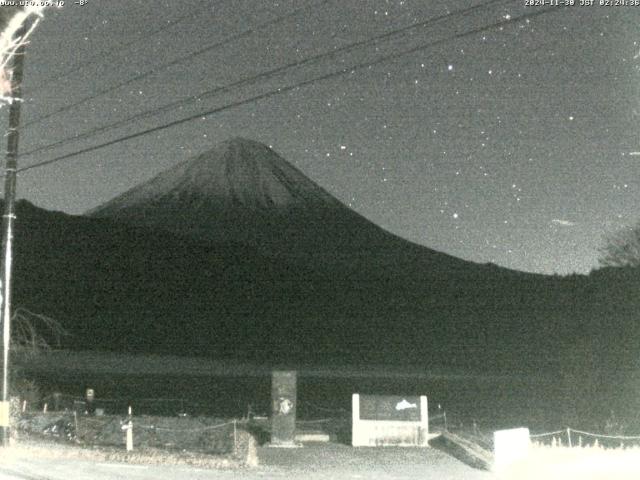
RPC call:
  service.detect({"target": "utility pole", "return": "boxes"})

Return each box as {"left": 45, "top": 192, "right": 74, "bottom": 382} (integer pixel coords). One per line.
{"left": 0, "top": 27, "right": 27, "bottom": 447}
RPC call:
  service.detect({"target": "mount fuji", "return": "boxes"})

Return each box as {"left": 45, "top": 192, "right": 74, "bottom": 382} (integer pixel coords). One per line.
{"left": 5, "top": 137, "right": 634, "bottom": 376}
{"left": 87, "top": 137, "right": 466, "bottom": 271}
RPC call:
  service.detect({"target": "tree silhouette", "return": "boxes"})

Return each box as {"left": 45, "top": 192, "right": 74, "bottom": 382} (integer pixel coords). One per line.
{"left": 598, "top": 223, "right": 640, "bottom": 267}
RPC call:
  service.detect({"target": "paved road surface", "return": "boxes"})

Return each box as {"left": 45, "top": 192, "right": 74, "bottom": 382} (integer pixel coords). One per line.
{"left": 0, "top": 444, "right": 493, "bottom": 479}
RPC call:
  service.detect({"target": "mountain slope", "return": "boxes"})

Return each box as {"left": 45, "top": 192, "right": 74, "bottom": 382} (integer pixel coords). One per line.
{"left": 0, "top": 199, "right": 575, "bottom": 371}
{"left": 2, "top": 197, "right": 636, "bottom": 381}
{"left": 89, "top": 137, "right": 343, "bottom": 215}
{"left": 88, "top": 137, "right": 349, "bottom": 247}
{"left": 10, "top": 138, "right": 637, "bottom": 376}
{"left": 80, "top": 138, "right": 617, "bottom": 370}
{"left": 87, "top": 138, "right": 472, "bottom": 274}
{"left": 7, "top": 201, "right": 640, "bottom": 433}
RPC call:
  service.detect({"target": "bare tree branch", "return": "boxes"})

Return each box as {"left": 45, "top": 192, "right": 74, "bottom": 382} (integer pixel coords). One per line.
{"left": 10, "top": 307, "right": 67, "bottom": 358}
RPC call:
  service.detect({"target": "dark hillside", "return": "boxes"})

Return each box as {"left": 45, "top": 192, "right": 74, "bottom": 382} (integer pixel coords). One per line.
{"left": 3, "top": 140, "right": 638, "bottom": 383}
{"left": 4, "top": 199, "right": 624, "bottom": 378}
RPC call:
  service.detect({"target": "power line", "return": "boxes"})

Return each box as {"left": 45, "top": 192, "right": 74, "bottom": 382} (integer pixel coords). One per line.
{"left": 21, "top": 0, "right": 511, "bottom": 158}
{"left": 17, "top": 5, "right": 566, "bottom": 175}
{"left": 30, "top": 4, "right": 215, "bottom": 93}
{"left": 23, "top": 0, "right": 329, "bottom": 128}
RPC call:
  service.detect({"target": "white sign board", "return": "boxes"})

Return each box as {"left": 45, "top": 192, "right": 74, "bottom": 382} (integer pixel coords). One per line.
{"left": 352, "top": 393, "right": 430, "bottom": 447}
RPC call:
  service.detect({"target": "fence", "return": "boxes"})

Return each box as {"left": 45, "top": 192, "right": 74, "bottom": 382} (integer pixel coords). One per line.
{"left": 530, "top": 427, "right": 640, "bottom": 449}
{"left": 40, "top": 393, "right": 216, "bottom": 416}
{"left": 20, "top": 409, "right": 254, "bottom": 458}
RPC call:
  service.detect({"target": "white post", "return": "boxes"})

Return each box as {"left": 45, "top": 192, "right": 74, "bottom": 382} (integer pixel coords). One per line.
{"left": 419, "top": 395, "right": 428, "bottom": 446}
{"left": 233, "top": 419, "right": 237, "bottom": 453}
{"left": 352, "top": 393, "right": 360, "bottom": 446}
{"left": 126, "top": 405, "right": 133, "bottom": 452}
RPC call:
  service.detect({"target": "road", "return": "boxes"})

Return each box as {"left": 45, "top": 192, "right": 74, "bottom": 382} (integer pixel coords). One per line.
{"left": 0, "top": 444, "right": 493, "bottom": 480}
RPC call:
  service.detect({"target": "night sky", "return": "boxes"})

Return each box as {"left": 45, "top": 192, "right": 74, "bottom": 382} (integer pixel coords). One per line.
{"left": 7, "top": 0, "right": 640, "bottom": 275}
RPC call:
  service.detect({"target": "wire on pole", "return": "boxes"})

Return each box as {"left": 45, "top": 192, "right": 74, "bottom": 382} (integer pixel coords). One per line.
{"left": 16, "top": 4, "right": 566, "bottom": 175}
{"left": 19, "top": 0, "right": 510, "bottom": 158}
